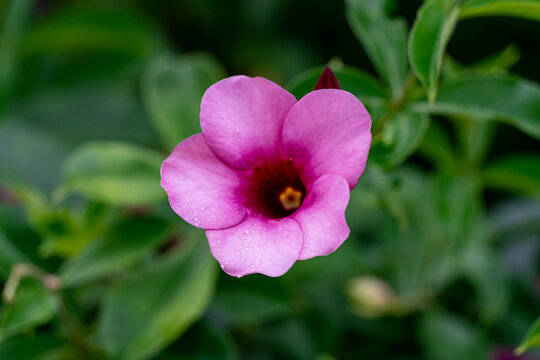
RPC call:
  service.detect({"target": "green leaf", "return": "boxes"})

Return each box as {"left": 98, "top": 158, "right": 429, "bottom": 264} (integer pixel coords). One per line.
{"left": 442, "top": 46, "right": 521, "bottom": 85}
{"left": 434, "top": 175, "right": 481, "bottom": 248}
{"left": 98, "top": 236, "right": 217, "bottom": 360}
{"left": 460, "top": 0, "right": 540, "bottom": 22}
{"left": 211, "top": 287, "right": 293, "bottom": 325}
{"left": 142, "top": 53, "right": 226, "bottom": 150}
{"left": 19, "top": 2, "right": 165, "bottom": 58}
{"left": 0, "top": 230, "right": 27, "bottom": 280}
{"left": 416, "top": 121, "right": 456, "bottom": 172}
{"left": 160, "top": 321, "right": 239, "bottom": 360}
{"left": 346, "top": 0, "right": 408, "bottom": 99}
{"left": 408, "top": 0, "right": 460, "bottom": 102}
{"left": 286, "top": 65, "right": 388, "bottom": 103}
{"left": 371, "top": 112, "right": 430, "bottom": 166}
{"left": 0, "top": 0, "right": 33, "bottom": 112}
{"left": 483, "top": 153, "right": 540, "bottom": 197}
{"left": 5, "top": 184, "right": 93, "bottom": 258}
{"left": 0, "top": 279, "right": 59, "bottom": 341}
{"left": 418, "top": 310, "right": 489, "bottom": 360}
{"left": 0, "top": 235, "right": 28, "bottom": 280}
{"left": 260, "top": 319, "right": 318, "bottom": 360}
{"left": 366, "top": 165, "right": 409, "bottom": 230}
{"left": 57, "top": 141, "right": 165, "bottom": 205}
{"left": 517, "top": 317, "right": 540, "bottom": 355}
{"left": 456, "top": 119, "right": 495, "bottom": 168}
{"left": 0, "top": 333, "right": 67, "bottom": 360}
{"left": 409, "top": 76, "right": 540, "bottom": 140}
{"left": 387, "top": 170, "right": 456, "bottom": 291}
{"left": 459, "top": 242, "right": 510, "bottom": 323}
{"left": 60, "top": 217, "right": 170, "bottom": 286}
{"left": 12, "top": 84, "right": 159, "bottom": 148}
{"left": 0, "top": 121, "right": 69, "bottom": 193}
{"left": 472, "top": 45, "right": 520, "bottom": 74}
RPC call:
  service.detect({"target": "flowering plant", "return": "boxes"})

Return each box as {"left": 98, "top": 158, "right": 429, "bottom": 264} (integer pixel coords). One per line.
{"left": 0, "top": 0, "right": 539, "bottom": 359}
{"left": 161, "top": 70, "right": 371, "bottom": 277}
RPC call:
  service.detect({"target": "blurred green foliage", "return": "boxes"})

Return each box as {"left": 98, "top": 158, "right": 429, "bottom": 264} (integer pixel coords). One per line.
{"left": 0, "top": 0, "right": 539, "bottom": 359}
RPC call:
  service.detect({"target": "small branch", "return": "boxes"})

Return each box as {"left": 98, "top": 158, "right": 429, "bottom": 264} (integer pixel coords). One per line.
{"left": 2, "top": 263, "right": 61, "bottom": 303}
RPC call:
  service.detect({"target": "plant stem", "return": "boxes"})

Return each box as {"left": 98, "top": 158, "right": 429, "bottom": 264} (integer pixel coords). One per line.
{"left": 58, "top": 292, "right": 94, "bottom": 360}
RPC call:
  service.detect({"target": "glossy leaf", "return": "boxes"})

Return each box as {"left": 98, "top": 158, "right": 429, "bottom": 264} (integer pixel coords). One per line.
{"left": 346, "top": 0, "right": 408, "bottom": 98}
{"left": 460, "top": 0, "right": 540, "bottom": 22}
{"left": 142, "top": 53, "right": 226, "bottom": 150}
{"left": 410, "top": 76, "right": 540, "bottom": 140}
{"left": 0, "top": 279, "right": 58, "bottom": 341}
{"left": 57, "top": 142, "right": 165, "bottom": 205}
{"left": 60, "top": 217, "right": 170, "bottom": 286}
{"left": 516, "top": 317, "right": 540, "bottom": 355}
{"left": 483, "top": 153, "right": 540, "bottom": 197}
{"left": 287, "top": 65, "right": 388, "bottom": 103}
{"left": 408, "top": 0, "right": 460, "bottom": 102}
{"left": 371, "top": 112, "right": 430, "bottom": 167}
{"left": 98, "top": 237, "right": 217, "bottom": 360}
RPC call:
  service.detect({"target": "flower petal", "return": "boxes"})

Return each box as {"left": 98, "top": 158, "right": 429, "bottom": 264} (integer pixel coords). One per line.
{"left": 282, "top": 89, "right": 372, "bottom": 188}
{"left": 206, "top": 216, "right": 303, "bottom": 277}
{"left": 200, "top": 75, "right": 297, "bottom": 169}
{"left": 161, "top": 134, "right": 246, "bottom": 230}
{"left": 291, "top": 174, "right": 350, "bottom": 260}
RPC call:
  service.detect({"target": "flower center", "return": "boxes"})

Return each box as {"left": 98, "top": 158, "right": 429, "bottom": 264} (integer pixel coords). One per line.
{"left": 279, "top": 186, "right": 303, "bottom": 210}
{"left": 243, "top": 159, "right": 306, "bottom": 218}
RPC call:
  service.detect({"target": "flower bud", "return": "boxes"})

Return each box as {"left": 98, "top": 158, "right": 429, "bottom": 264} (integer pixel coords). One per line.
{"left": 313, "top": 66, "right": 341, "bottom": 90}
{"left": 345, "top": 276, "right": 396, "bottom": 317}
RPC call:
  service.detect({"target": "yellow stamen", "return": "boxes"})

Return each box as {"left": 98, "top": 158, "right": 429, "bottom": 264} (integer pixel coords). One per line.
{"left": 279, "top": 186, "right": 303, "bottom": 211}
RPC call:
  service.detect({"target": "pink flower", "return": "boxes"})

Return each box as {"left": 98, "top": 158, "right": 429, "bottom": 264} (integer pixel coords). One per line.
{"left": 161, "top": 69, "right": 371, "bottom": 277}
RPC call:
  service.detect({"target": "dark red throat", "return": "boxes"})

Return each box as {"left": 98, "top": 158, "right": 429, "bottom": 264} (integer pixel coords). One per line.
{"left": 243, "top": 159, "right": 306, "bottom": 218}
